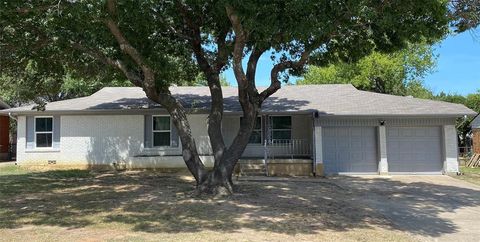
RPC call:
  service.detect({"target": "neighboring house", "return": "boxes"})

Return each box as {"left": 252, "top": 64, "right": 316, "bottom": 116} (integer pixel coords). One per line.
{"left": 472, "top": 115, "right": 480, "bottom": 154}
{"left": 1, "top": 84, "right": 476, "bottom": 175}
{"left": 0, "top": 99, "right": 10, "bottom": 160}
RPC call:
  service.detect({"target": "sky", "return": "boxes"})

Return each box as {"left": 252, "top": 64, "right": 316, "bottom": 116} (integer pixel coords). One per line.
{"left": 424, "top": 29, "right": 480, "bottom": 95}
{"left": 224, "top": 28, "right": 480, "bottom": 96}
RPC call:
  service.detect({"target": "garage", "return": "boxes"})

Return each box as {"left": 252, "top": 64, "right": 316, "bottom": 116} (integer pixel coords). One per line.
{"left": 322, "top": 127, "right": 378, "bottom": 174}
{"left": 386, "top": 127, "right": 443, "bottom": 174}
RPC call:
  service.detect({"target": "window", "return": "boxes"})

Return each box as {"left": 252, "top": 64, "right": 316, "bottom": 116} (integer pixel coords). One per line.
{"left": 153, "top": 116, "right": 171, "bottom": 147}
{"left": 35, "top": 117, "right": 53, "bottom": 148}
{"left": 271, "top": 116, "right": 291, "bottom": 140}
{"left": 241, "top": 116, "right": 262, "bottom": 144}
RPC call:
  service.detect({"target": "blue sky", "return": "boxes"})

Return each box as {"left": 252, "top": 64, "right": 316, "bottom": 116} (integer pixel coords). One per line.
{"left": 424, "top": 29, "right": 480, "bottom": 95}
{"left": 224, "top": 28, "right": 480, "bottom": 96}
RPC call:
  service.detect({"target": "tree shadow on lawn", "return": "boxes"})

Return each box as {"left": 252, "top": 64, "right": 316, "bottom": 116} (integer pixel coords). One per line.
{"left": 0, "top": 170, "right": 479, "bottom": 238}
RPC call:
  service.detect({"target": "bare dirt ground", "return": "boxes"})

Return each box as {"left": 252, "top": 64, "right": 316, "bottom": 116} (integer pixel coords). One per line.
{"left": 1, "top": 165, "right": 479, "bottom": 242}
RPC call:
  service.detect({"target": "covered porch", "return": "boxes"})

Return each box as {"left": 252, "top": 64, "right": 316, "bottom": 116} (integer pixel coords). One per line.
{"left": 222, "top": 113, "right": 315, "bottom": 176}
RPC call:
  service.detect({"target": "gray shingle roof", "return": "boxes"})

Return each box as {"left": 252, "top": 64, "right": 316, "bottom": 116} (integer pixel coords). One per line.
{"left": 1, "top": 84, "right": 476, "bottom": 117}
{"left": 472, "top": 115, "right": 480, "bottom": 128}
{"left": 0, "top": 99, "right": 9, "bottom": 110}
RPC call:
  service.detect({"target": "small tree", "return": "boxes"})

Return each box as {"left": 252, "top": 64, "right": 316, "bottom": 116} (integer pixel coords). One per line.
{"left": 1, "top": 0, "right": 450, "bottom": 195}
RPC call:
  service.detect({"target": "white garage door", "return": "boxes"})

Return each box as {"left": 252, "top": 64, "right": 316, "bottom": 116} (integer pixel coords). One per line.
{"left": 387, "top": 127, "right": 443, "bottom": 174}
{"left": 323, "top": 127, "right": 378, "bottom": 174}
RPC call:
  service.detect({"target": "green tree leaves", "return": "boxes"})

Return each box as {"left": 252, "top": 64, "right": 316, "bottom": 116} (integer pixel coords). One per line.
{"left": 298, "top": 43, "right": 437, "bottom": 97}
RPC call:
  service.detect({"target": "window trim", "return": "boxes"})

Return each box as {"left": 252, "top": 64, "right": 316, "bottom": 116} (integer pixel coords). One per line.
{"left": 152, "top": 115, "right": 172, "bottom": 147}
{"left": 270, "top": 115, "right": 292, "bottom": 141}
{"left": 34, "top": 116, "right": 54, "bottom": 149}
{"left": 241, "top": 116, "right": 263, "bottom": 145}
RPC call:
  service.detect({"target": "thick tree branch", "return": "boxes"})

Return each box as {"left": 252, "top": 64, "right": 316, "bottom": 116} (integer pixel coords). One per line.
{"left": 221, "top": 5, "right": 262, "bottom": 180}
{"left": 176, "top": 0, "right": 227, "bottom": 164}
{"left": 104, "top": 0, "right": 157, "bottom": 94}
{"left": 70, "top": 42, "right": 142, "bottom": 87}
{"left": 225, "top": 5, "right": 248, "bottom": 88}
{"left": 103, "top": 0, "right": 208, "bottom": 182}
{"left": 246, "top": 46, "right": 267, "bottom": 90}
{"left": 215, "top": 28, "right": 232, "bottom": 72}
{"left": 175, "top": 1, "right": 216, "bottom": 75}
{"left": 260, "top": 50, "right": 311, "bottom": 102}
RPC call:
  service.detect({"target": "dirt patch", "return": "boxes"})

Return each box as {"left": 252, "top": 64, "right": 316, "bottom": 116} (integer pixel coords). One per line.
{"left": 5, "top": 168, "right": 480, "bottom": 241}
{"left": 0, "top": 166, "right": 418, "bottom": 241}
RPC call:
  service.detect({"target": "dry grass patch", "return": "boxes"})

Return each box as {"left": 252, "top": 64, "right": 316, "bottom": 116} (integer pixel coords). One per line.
{"left": 452, "top": 166, "right": 480, "bottom": 186}
{"left": 0, "top": 165, "right": 414, "bottom": 241}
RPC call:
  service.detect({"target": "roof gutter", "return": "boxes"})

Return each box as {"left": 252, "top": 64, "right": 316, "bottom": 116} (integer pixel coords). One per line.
{"left": 0, "top": 109, "right": 318, "bottom": 116}
{"left": 1, "top": 108, "right": 476, "bottom": 118}
{"left": 316, "top": 113, "right": 477, "bottom": 119}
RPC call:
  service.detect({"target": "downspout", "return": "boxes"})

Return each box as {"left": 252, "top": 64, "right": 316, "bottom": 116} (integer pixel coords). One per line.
{"left": 312, "top": 111, "right": 317, "bottom": 177}
{"left": 8, "top": 112, "right": 17, "bottom": 121}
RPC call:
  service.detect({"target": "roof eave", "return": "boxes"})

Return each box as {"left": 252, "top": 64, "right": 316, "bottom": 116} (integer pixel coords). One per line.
{"left": 317, "top": 113, "right": 477, "bottom": 118}
{"left": 2, "top": 108, "right": 476, "bottom": 118}
{"left": 0, "top": 100, "right": 10, "bottom": 109}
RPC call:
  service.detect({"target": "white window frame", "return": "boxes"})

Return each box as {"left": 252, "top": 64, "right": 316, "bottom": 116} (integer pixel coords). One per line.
{"left": 270, "top": 115, "right": 292, "bottom": 141}
{"left": 34, "top": 116, "right": 54, "bottom": 148}
{"left": 152, "top": 115, "right": 171, "bottom": 147}
{"left": 241, "top": 116, "right": 263, "bottom": 144}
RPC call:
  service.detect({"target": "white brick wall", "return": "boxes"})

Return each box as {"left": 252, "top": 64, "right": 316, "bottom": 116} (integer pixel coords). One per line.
{"left": 17, "top": 114, "right": 215, "bottom": 169}
{"left": 18, "top": 115, "right": 142, "bottom": 165}
{"left": 60, "top": 115, "right": 144, "bottom": 164}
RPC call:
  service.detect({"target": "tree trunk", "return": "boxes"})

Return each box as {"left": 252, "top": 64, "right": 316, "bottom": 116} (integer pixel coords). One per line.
{"left": 191, "top": 72, "right": 259, "bottom": 196}
{"left": 148, "top": 91, "right": 209, "bottom": 184}
{"left": 147, "top": 86, "right": 259, "bottom": 197}
{"left": 196, "top": 164, "right": 234, "bottom": 196}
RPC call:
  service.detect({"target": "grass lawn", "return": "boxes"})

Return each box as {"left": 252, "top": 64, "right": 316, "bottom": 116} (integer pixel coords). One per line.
{"left": 453, "top": 166, "right": 480, "bottom": 186}
{"left": 0, "top": 164, "right": 416, "bottom": 242}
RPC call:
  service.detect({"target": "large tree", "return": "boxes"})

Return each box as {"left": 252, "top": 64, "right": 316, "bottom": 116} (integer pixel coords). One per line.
{"left": 1, "top": 0, "right": 450, "bottom": 195}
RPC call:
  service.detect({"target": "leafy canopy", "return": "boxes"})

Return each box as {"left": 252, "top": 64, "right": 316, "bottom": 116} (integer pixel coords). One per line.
{"left": 298, "top": 43, "right": 437, "bottom": 97}
{"left": 0, "top": 0, "right": 450, "bottom": 92}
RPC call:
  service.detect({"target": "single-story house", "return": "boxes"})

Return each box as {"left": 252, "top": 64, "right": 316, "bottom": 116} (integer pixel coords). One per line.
{"left": 472, "top": 115, "right": 480, "bottom": 154}
{"left": 0, "top": 84, "right": 476, "bottom": 175}
{"left": 0, "top": 99, "right": 10, "bottom": 160}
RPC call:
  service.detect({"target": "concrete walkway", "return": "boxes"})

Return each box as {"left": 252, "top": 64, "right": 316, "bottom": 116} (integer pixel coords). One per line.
{"left": 0, "top": 161, "right": 16, "bottom": 167}
{"left": 330, "top": 175, "right": 480, "bottom": 242}
{"left": 240, "top": 175, "right": 480, "bottom": 241}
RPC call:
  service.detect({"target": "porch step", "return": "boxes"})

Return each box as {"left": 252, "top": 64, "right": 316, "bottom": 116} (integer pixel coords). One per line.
{"left": 237, "top": 164, "right": 267, "bottom": 176}
{"left": 238, "top": 164, "right": 266, "bottom": 169}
